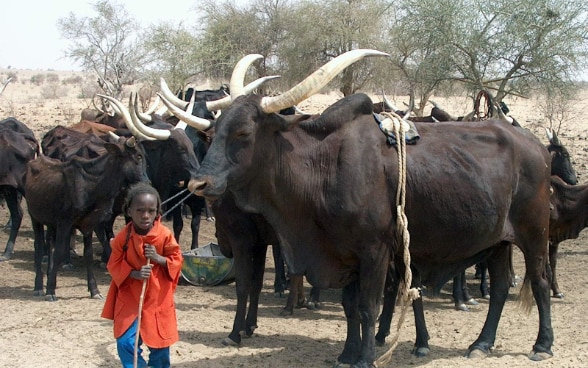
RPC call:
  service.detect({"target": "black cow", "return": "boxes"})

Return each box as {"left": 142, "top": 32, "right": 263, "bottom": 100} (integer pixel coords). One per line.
{"left": 93, "top": 94, "right": 204, "bottom": 257}
{"left": 79, "top": 108, "right": 127, "bottom": 130}
{"left": 25, "top": 136, "right": 148, "bottom": 300}
{"left": 159, "top": 76, "right": 280, "bottom": 249}
{"left": 188, "top": 50, "right": 554, "bottom": 366}
{"left": 451, "top": 127, "right": 578, "bottom": 309}
{"left": 0, "top": 118, "right": 39, "bottom": 260}
{"left": 548, "top": 176, "right": 588, "bottom": 298}
{"left": 177, "top": 84, "right": 229, "bottom": 104}
{"left": 162, "top": 70, "right": 322, "bottom": 348}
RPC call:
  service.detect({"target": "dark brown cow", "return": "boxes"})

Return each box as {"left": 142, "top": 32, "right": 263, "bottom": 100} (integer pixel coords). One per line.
{"left": 188, "top": 50, "right": 554, "bottom": 366}
{"left": 25, "top": 136, "right": 148, "bottom": 301}
{"left": 548, "top": 176, "right": 588, "bottom": 298}
{"left": 80, "top": 107, "right": 127, "bottom": 130}
{"left": 451, "top": 127, "right": 578, "bottom": 310}
{"left": 0, "top": 118, "right": 39, "bottom": 260}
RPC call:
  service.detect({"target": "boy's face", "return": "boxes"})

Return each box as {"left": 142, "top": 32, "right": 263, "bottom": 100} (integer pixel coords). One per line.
{"left": 127, "top": 193, "right": 158, "bottom": 235}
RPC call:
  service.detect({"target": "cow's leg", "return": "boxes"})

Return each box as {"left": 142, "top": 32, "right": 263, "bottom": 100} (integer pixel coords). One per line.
{"left": 0, "top": 188, "right": 23, "bottom": 261}
{"left": 339, "top": 252, "right": 388, "bottom": 367}
{"left": 338, "top": 280, "right": 362, "bottom": 365}
{"left": 222, "top": 244, "right": 268, "bottom": 346}
{"left": 453, "top": 269, "right": 478, "bottom": 311}
{"left": 272, "top": 244, "right": 288, "bottom": 296}
{"left": 307, "top": 286, "right": 322, "bottom": 309}
{"left": 32, "top": 219, "right": 46, "bottom": 296}
{"left": 282, "top": 274, "right": 303, "bottom": 315}
{"left": 188, "top": 198, "right": 204, "bottom": 249}
{"left": 411, "top": 293, "right": 431, "bottom": 357}
{"left": 375, "top": 267, "right": 399, "bottom": 346}
{"left": 548, "top": 241, "right": 563, "bottom": 298}
{"left": 465, "top": 245, "right": 514, "bottom": 357}
{"left": 94, "top": 216, "right": 115, "bottom": 265}
{"left": 45, "top": 224, "right": 72, "bottom": 301}
{"left": 526, "top": 249, "right": 554, "bottom": 359}
{"left": 452, "top": 271, "right": 467, "bottom": 311}
{"left": 204, "top": 200, "right": 215, "bottom": 222}
{"left": 171, "top": 206, "right": 184, "bottom": 248}
{"left": 243, "top": 244, "right": 267, "bottom": 336}
{"left": 478, "top": 261, "right": 490, "bottom": 299}
{"left": 82, "top": 232, "right": 102, "bottom": 299}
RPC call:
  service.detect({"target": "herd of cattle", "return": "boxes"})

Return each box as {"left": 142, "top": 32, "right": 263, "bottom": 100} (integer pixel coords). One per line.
{"left": 1, "top": 49, "right": 587, "bottom": 366}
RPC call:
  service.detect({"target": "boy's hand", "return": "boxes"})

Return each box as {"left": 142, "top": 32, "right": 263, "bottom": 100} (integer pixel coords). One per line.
{"left": 131, "top": 264, "right": 152, "bottom": 280}
{"left": 144, "top": 244, "right": 166, "bottom": 266}
{"left": 144, "top": 244, "right": 158, "bottom": 260}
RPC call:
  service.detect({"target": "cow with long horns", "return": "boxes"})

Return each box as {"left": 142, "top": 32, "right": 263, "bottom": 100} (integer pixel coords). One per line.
{"left": 188, "top": 50, "right": 554, "bottom": 366}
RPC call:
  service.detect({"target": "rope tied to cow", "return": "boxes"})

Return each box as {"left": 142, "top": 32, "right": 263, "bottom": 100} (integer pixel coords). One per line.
{"left": 473, "top": 89, "right": 493, "bottom": 121}
{"left": 376, "top": 112, "right": 420, "bottom": 367}
{"left": 161, "top": 189, "right": 193, "bottom": 219}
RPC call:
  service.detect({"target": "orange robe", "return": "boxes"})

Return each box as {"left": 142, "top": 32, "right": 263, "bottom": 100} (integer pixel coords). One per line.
{"left": 101, "top": 218, "right": 183, "bottom": 348}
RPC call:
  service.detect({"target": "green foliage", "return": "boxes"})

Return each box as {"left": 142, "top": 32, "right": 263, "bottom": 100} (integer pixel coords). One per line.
{"left": 57, "top": 0, "right": 146, "bottom": 99}
{"left": 58, "top": 0, "right": 588, "bottom": 118}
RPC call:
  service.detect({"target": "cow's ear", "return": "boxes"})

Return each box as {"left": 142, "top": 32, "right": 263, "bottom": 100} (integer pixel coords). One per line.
{"left": 103, "top": 142, "right": 123, "bottom": 155}
{"left": 277, "top": 114, "right": 311, "bottom": 132}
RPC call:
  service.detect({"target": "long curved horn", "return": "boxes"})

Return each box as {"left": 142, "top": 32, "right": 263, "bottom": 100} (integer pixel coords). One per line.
{"left": 403, "top": 91, "right": 415, "bottom": 120}
{"left": 383, "top": 94, "right": 400, "bottom": 112}
{"left": 159, "top": 78, "right": 188, "bottom": 109}
{"left": 160, "top": 74, "right": 281, "bottom": 114}
{"left": 205, "top": 75, "right": 281, "bottom": 112}
{"left": 129, "top": 93, "right": 170, "bottom": 140}
{"left": 229, "top": 54, "right": 265, "bottom": 98}
{"left": 0, "top": 77, "right": 13, "bottom": 95}
{"left": 98, "top": 94, "right": 155, "bottom": 141}
{"left": 494, "top": 102, "right": 513, "bottom": 123}
{"left": 144, "top": 94, "right": 161, "bottom": 115}
{"left": 132, "top": 95, "right": 153, "bottom": 123}
{"left": 158, "top": 93, "right": 212, "bottom": 131}
{"left": 258, "top": 49, "right": 390, "bottom": 114}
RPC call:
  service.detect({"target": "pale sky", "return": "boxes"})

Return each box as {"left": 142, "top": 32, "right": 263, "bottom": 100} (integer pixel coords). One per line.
{"left": 0, "top": 0, "right": 207, "bottom": 71}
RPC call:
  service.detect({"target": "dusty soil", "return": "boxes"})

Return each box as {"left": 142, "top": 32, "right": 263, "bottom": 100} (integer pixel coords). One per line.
{"left": 1, "top": 69, "right": 588, "bottom": 367}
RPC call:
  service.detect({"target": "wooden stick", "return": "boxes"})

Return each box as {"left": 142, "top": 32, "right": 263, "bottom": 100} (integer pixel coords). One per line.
{"left": 134, "top": 259, "right": 151, "bottom": 368}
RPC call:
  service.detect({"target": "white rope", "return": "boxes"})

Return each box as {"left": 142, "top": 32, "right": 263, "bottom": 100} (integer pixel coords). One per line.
{"left": 376, "top": 112, "right": 420, "bottom": 367}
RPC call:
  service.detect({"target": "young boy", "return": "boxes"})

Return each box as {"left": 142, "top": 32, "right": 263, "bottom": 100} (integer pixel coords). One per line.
{"left": 101, "top": 182, "right": 183, "bottom": 368}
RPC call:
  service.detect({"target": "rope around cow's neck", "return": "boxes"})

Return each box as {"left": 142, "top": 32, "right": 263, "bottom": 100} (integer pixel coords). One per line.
{"left": 376, "top": 112, "right": 420, "bottom": 367}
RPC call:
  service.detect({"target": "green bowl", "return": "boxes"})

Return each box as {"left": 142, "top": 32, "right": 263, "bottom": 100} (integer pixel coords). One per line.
{"left": 181, "top": 243, "right": 235, "bottom": 286}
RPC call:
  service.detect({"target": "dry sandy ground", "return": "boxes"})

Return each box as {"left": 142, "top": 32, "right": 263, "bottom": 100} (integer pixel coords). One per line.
{"left": 1, "top": 69, "right": 588, "bottom": 367}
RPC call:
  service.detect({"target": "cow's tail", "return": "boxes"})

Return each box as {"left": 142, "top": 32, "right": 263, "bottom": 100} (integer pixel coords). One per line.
{"left": 517, "top": 275, "right": 534, "bottom": 315}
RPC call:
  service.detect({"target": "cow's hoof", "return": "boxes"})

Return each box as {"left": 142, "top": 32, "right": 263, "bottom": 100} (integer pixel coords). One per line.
{"left": 62, "top": 263, "right": 75, "bottom": 270}
{"left": 455, "top": 303, "right": 469, "bottom": 311}
{"left": 33, "top": 290, "right": 44, "bottom": 297}
{"left": 45, "top": 294, "right": 58, "bottom": 302}
{"left": 553, "top": 292, "right": 564, "bottom": 299}
{"left": 411, "top": 346, "right": 430, "bottom": 357}
{"left": 529, "top": 351, "right": 553, "bottom": 361}
{"left": 0, "top": 254, "right": 11, "bottom": 262}
{"left": 466, "top": 298, "right": 479, "bottom": 305}
{"left": 91, "top": 293, "right": 104, "bottom": 300}
{"left": 221, "top": 337, "right": 239, "bottom": 347}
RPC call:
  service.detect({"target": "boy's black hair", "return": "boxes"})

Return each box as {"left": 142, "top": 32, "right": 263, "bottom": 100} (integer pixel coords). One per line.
{"left": 122, "top": 182, "right": 162, "bottom": 216}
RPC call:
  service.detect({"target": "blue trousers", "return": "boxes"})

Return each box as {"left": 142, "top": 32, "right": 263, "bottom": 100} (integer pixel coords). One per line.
{"left": 116, "top": 319, "right": 171, "bottom": 368}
